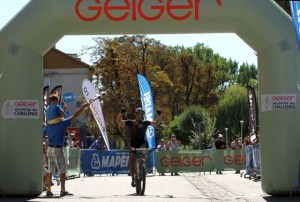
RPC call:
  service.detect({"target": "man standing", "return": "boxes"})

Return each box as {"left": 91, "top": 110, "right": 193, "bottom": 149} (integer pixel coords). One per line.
{"left": 44, "top": 94, "right": 89, "bottom": 197}
{"left": 117, "top": 107, "right": 161, "bottom": 187}
{"left": 157, "top": 139, "right": 167, "bottom": 176}
{"left": 231, "top": 135, "right": 242, "bottom": 174}
{"left": 215, "top": 134, "right": 226, "bottom": 174}
{"left": 168, "top": 134, "right": 180, "bottom": 176}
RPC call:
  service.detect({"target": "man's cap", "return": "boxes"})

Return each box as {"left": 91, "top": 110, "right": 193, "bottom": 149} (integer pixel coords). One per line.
{"left": 218, "top": 134, "right": 223, "bottom": 138}
{"left": 49, "top": 92, "right": 59, "bottom": 101}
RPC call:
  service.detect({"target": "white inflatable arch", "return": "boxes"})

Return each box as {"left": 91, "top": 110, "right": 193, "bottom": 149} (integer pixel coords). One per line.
{"left": 0, "top": 0, "right": 300, "bottom": 196}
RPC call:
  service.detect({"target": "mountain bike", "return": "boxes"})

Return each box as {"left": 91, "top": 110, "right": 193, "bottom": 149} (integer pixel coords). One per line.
{"left": 130, "top": 147, "right": 154, "bottom": 195}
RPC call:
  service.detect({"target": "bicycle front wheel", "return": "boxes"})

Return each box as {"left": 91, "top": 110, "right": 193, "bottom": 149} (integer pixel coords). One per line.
{"left": 135, "top": 160, "right": 146, "bottom": 195}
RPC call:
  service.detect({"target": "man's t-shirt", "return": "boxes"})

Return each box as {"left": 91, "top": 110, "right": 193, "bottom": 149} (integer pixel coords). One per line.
{"left": 215, "top": 140, "right": 226, "bottom": 149}
{"left": 125, "top": 120, "right": 150, "bottom": 148}
{"left": 44, "top": 119, "right": 71, "bottom": 147}
{"left": 46, "top": 104, "right": 63, "bottom": 121}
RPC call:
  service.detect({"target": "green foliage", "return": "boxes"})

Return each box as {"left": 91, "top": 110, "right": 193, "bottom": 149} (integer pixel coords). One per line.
{"left": 216, "top": 85, "right": 249, "bottom": 141}
{"left": 237, "top": 63, "right": 257, "bottom": 87}
{"left": 164, "top": 105, "right": 215, "bottom": 149}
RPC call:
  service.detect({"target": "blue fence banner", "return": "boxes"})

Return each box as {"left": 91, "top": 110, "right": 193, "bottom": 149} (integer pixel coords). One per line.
{"left": 137, "top": 74, "right": 156, "bottom": 148}
{"left": 290, "top": 1, "right": 300, "bottom": 51}
{"left": 80, "top": 149, "right": 154, "bottom": 175}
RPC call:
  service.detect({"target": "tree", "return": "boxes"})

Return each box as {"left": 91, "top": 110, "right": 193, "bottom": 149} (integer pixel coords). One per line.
{"left": 274, "top": 0, "right": 291, "bottom": 15}
{"left": 86, "top": 35, "right": 175, "bottom": 147}
{"left": 164, "top": 105, "right": 215, "bottom": 148}
{"left": 237, "top": 63, "right": 258, "bottom": 87}
{"left": 170, "top": 44, "right": 220, "bottom": 112}
{"left": 216, "top": 85, "right": 248, "bottom": 141}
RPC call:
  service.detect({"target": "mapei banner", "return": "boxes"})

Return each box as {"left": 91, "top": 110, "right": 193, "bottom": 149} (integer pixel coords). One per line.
{"left": 80, "top": 150, "right": 154, "bottom": 175}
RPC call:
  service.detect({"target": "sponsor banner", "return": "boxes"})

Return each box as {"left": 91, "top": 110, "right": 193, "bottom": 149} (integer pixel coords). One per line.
{"left": 82, "top": 79, "right": 110, "bottom": 150}
{"left": 247, "top": 86, "right": 258, "bottom": 132}
{"left": 137, "top": 74, "right": 156, "bottom": 148}
{"left": 156, "top": 149, "right": 246, "bottom": 173}
{"left": 1, "top": 100, "right": 39, "bottom": 119}
{"left": 261, "top": 94, "right": 296, "bottom": 112}
{"left": 43, "top": 86, "right": 50, "bottom": 123}
{"left": 290, "top": 1, "right": 300, "bottom": 51}
{"left": 76, "top": 149, "right": 247, "bottom": 174}
{"left": 75, "top": 0, "right": 223, "bottom": 22}
{"left": 63, "top": 93, "right": 74, "bottom": 102}
{"left": 80, "top": 149, "right": 154, "bottom": 175}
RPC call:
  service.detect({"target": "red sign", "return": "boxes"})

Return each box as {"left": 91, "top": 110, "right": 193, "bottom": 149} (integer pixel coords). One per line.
{"left": 75, "top": 0, "right": 222, "bottom": 22}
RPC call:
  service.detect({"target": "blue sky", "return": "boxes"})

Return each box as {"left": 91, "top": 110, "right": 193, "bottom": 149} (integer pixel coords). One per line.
{"left": 1, "top": 0, "right": 257, "bottom": 66}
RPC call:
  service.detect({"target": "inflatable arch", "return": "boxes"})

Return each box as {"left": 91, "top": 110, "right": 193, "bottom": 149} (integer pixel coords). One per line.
{"left": 0, "top": 0, "right": 300, "bottom": 196}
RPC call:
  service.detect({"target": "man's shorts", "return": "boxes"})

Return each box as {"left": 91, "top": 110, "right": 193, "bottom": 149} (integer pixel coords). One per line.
{"left": 47, "top": 147, "right": 66, "bottom": 174}
{"left": 42, "top": 167, "right": 48, "bottom": 177}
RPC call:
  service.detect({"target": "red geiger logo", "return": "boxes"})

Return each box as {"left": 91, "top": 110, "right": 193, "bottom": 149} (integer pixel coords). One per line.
{"left": 75, "top": 0, "right": 223, "bottom": 22}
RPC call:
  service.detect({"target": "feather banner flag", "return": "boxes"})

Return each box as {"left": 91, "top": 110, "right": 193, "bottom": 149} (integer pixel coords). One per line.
{"left": 290, "top": 1, "right": 300, "bottom": 51}
{"left": 137, "top": 74, "right": 156, "bottom": 148}
{"left": 247, "top": 86, "right": 258, "bottom": 132}
{"left": 43, "top": 86, "right": 50, "bottom": 124}
{"left": 82, "top": 79, "right": 110, "bottom": 150}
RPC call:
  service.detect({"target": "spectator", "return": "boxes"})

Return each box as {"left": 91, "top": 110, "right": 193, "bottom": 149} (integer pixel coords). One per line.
{"left": 215, "top": 134, "right": 226, "bottom": 174}
{"left": 244, "top": 135, "right": 253, "bottom": 176}
{"left": 231, "top": 135, "right": 242, "bottom": 174}
{"left": 251, "top": 131, "right": 260, "bottom": 177}
{"left": 231, "top": 135, "right": 242, "bottom": 150}
{"left": 168, "top": 134, "right": 180, "bottom": 176}
{"left": 158, "top": 138, "right": 167, "bottom": 151}
{"left": 44, "top": 94, "right": 89, "bottom": 197}
{"left": 157, "top": 138, "right": 167, "bottom": 176}
{"left": 215, "top": 134, "right": 226, "bottom": 149}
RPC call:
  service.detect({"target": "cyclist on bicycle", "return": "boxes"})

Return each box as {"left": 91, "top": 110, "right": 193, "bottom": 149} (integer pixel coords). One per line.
{"left": 117, "top": 107, "right": 161, "bottom": 187}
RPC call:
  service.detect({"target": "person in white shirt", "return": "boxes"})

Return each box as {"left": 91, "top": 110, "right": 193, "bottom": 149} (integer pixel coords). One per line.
{"left": 168, "top": 135, "right": 179, "bottom": 176}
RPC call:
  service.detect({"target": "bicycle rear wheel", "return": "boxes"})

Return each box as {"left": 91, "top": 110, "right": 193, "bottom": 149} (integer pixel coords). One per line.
{"left": 135, "top": 160, "right": 146, "bottom": 195}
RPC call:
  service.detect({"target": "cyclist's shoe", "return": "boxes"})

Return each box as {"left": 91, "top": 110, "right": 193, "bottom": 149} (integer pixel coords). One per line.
{"left": 131, "top": 180, "right": 136, "bottom": 187}
{"left": 60, "top": 191, "right": 73, "bottom": 197}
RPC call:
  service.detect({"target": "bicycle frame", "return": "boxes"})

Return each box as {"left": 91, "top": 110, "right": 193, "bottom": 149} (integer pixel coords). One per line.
{"left": 129, "top": 147, "right": 154, "bottom": 195}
